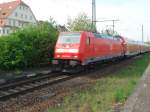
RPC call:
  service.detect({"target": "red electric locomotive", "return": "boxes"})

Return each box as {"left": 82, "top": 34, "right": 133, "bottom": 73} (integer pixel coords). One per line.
{"left": 52, "top": 31, "right": 126, "bottom": 72}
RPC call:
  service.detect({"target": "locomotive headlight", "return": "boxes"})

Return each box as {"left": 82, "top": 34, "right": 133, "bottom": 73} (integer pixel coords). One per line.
{"left": 74, "top": 55, "right": 78, "bottom": 58}
{"left": 56, "top": 49, "right": 64, "bottom": 53}
{"left": 56, "top": 55, "right": 60, "bottom": 58}
{"left": 70, "top": 49, "right": 79, "bottom": 53}
{"left": 56, "top": 49, "right": 79, "bottom": 53}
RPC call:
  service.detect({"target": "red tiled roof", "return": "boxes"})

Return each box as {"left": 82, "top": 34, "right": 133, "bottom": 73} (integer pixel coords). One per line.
{"left": 0, "top": 0, "right": 23, "bottom": 27}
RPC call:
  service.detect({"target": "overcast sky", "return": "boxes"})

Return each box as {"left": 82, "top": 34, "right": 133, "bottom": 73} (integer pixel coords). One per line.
{"left": 1, "top": 0, "right": 150, "bottom": 41}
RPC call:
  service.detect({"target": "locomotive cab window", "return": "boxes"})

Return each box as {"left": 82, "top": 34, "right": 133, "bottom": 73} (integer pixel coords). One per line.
{"left": 57, "top": 33, "right": 81, "bottom": 44}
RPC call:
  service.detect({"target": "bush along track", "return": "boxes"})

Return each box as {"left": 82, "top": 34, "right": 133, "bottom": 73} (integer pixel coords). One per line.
{"left": 0, "top": 21, "right": 58, "bottom": 70}
{"left": 48, "top": 54, "right": 150, "bottom": 112}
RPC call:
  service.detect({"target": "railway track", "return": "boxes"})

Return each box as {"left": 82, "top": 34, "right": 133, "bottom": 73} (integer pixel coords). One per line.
{"left": 0, "top": 53, "right": 147, "bottom": 101}
{"left": 0, "top": 73, "right": 73, "bottom": 101}
{"left": 0, "top": 57, "right": 131, "bottom": 101}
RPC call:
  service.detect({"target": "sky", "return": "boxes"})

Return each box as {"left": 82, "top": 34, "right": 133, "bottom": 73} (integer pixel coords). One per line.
{"left": 0, "top": 0, "right": 150, "bottom": 42}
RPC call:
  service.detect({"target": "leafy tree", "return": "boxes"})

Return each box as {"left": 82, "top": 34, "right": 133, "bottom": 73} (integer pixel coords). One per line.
{"left": 67, "top": 13, "right": 96, "bottom": 32}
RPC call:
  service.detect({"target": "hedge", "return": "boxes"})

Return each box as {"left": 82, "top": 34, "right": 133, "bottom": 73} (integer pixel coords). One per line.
{"left": 0, "top": 21, "right": 58, "bottom": 70}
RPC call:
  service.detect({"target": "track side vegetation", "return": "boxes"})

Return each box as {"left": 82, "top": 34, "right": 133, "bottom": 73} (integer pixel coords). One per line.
{"left": 0, "top": 21, "right": 58, "bottom": 70}
{"left": 49, "top": 54, "right": 150, "bottom": 112}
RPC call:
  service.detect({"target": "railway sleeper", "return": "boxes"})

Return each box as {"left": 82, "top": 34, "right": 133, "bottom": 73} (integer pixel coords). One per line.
{"left": 0, "top": 91, "right": 11, "bottom": 95}
{"left": 15, "top": 87, "right": 27, "bottom": 91}
{"left": 28, "top": 83, "right": 39, "bottom": 87}
{"left": 34, "top": 81, "right": 43, "bottom": 85}
{"left": 23, "top": 85, "right": 33, "bottom": 89}
{"left": 8, "top": 89, "right": 19, "bottom": 93}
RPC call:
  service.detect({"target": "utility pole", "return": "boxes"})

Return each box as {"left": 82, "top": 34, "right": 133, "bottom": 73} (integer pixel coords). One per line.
{"left": 91, "top": 0, "right": 119, "bottom": 33}
{"left": 142, "top": 25, "right": 144, "bottom": 43}
{"left": 112, "top": 20, "right": 115, "bottom": 34}
{"left": 95, "top": 19, "right": 119, "bottom": 33}
{"left": 92, "top": 0, "right": 96, "bottom": 30}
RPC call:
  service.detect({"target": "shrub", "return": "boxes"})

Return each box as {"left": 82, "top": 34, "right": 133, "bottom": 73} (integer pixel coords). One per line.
{"left": 0, "top": 21, "right": 58, "bottom": 70}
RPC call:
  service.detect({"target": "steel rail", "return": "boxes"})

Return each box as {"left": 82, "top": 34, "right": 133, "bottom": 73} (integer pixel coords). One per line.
{"left": 0, "top": 73, "right": 72, "bottom": 101}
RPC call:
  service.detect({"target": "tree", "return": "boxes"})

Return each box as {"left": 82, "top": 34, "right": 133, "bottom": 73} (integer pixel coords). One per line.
{"left": 67, "top": 13, "right": 96, "bottom": 32}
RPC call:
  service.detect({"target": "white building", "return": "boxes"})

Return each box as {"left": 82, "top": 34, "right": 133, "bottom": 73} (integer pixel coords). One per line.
{"left": 0, "top": 0, "right": 37, "bottom": 36}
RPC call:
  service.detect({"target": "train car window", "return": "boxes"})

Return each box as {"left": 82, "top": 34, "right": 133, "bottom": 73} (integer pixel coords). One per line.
{"left": 107, "top": 35, "right": 113, "bottom": 40}
{"left": 101, "top": 34, "right": 106, "bottom": 38}
{"left": 100, "top": 34, "right": 106, "bottom": 38}
{"left": 86, "top": 37, "right": 90, "bottom": 45}
{"left": 94, "top": 33, "right": 102, "bottom": 38}
{"left": 111, "top": 36, "right": 114, "bottom": 40}
{"left": 117, "top": 38, "right": 121, "bottom": 41}
{"left": 57, "top": 33, "right": 81, "bottom": 44}
{"left": 114, "top": 37, "right": 118, "bottom": 41}
{"left": 114, "top": 36, "right": 121, "bottom": 41}
{"left": 113, "top": 36, "right": 117, "bottom": 41}
{"left": 100, "top": 34, "right": 112, "bottom": 39}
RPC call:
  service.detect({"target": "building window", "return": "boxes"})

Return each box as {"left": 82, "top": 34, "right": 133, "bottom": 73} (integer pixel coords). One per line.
{"left": 19, "top": 21, "right": 23, "bottom": 27}
{"left": 0, "top": 29, "right": 1, "bottom": 34}
{"left": 30, "top": 16, "right": 32, "bottom": 20}
{"left": 2, "top": 12, "right": 6, "bottom": 15}
{"left": 3, "top": 29, "right": 5, "bottom": 34}
{"left": 13, "top": 20, "right": 15, "bottom": 26}
{"left": 7, "top": 29, "right": 9, "bottom": 34}
{"left": 21, "top": 14, "right": 23, "bottom": 18}
{"left": 25, "top": 15, "right": 27, "bottom": 19}
{"left": 0, "top": 20, "right": 3, "bottom": 24}
{"left": 15, "top": 12, "right": 18, "bottom": 17}
{"left": 9, "top": 20, "right": 11, "bottom": 26}
{"left": 18, "top": 21, "right": 20, "bottom": 26}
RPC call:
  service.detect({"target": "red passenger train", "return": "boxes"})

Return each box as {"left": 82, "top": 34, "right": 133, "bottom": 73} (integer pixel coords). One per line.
{"left": 52, "top": 31, "right": 150, "bottom": 72}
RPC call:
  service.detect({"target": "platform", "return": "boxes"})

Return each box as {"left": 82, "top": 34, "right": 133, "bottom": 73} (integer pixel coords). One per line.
{"left": 124, "top": 63, "right": 150, "bottom": 112}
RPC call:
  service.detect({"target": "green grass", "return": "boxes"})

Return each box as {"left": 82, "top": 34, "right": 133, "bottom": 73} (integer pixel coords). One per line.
{"left": 49, "top": 54, "right": 150, "bottom": 112}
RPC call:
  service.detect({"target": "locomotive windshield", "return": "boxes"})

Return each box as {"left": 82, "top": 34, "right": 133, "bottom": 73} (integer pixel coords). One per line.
{"left": 58, "top": 33, "right": 81, "bottom": 44}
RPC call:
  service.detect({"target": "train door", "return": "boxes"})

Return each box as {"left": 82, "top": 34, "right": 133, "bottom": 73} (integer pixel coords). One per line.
{"left": 120, "top": 37, "right": 127, "bottom": 55}
{"left": 84, "top": 33, "right": 94, "bottom": 62}
{"left": 113, "top": 36, "right": 126, "bottom": 56}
